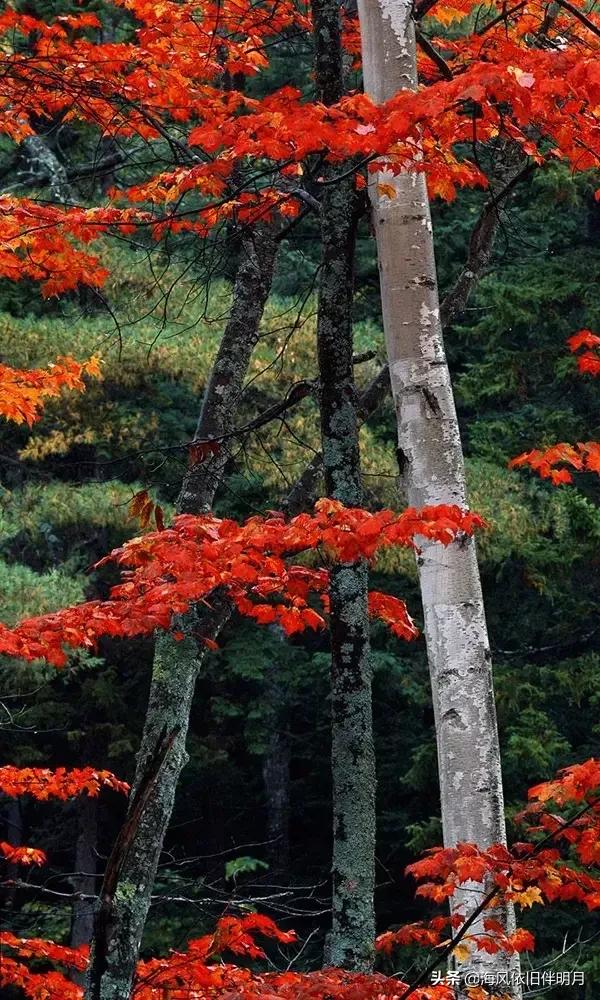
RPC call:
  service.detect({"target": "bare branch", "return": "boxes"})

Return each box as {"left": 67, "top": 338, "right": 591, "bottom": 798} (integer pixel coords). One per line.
{"left": 553, "top": 0, "right": 600, "bottom": 38}
{"left": 415, "top": 28, "right": 453, "bottom": 79}
{"left": 440, "top": 162, "right": 533, "bottom": 327}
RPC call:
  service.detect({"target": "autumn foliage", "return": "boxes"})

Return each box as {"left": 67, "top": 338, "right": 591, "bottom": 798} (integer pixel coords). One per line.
{"left": 511, "top": 331, "right": 600, "bottom": 483}
{"left": 0, "top": 0, "right": 598, "bottom": 292}
{"left": 0, "top": 500, "right": 485, "bottom": 666}
{"left": 0, "top": 356, "right": 101, "bottom": 426}
{"left": 0, "top": 0, "right": 598, "bottom": 996}
{"left": 0, "top": 765, "right": 129, "bottom": 801}
{"left": 1, "top": 757, "right": 599, "bottom": 999}
{"left": 4, "top": 356, "right": 599, "bottom": 997}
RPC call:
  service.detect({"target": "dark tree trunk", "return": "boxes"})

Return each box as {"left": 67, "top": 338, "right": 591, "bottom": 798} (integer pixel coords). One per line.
{"left": 19, "top": 135, "right": 71, "bottom": 204}
{"left": 70, "top": 796, "right": 99, "bottom": 985}
{"left": 311, "top": 0, "right": 376, "bottom": 971}
{"left": 262, "top": 658, "right": 291, "bottom": 873}
{"left": 85, "top": 229, "right": 278, "bottom": 1000}
{"left": 1, "top": 797, "right": 23, "bottom": 911}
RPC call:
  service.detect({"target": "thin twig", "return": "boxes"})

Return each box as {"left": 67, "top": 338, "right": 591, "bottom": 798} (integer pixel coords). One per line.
{"left": 399, "top": 795, "right": 599, "bottom": 1000}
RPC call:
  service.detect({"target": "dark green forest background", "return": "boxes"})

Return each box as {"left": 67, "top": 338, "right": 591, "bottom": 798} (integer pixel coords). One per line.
{"left": 1, "top": 0, "right": 599, "bottom": 992}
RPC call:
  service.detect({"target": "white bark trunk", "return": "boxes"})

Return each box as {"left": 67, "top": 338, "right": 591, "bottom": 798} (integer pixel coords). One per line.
{"left": 356, "top": 0, "right": 519, "bottom": 990}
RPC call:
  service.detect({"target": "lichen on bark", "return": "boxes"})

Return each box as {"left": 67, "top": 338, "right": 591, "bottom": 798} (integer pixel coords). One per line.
{"left": 311, "top": 0, "right": 376, "bottom": 970}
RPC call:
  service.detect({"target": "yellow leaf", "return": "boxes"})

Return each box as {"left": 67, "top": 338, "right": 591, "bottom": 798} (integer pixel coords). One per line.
{"left": 377, "top": 182, "right": 397, "bottom": 199}
{"left": 466, "top": 989, "right": 490, "bottom": 1000}
{"left": 452, "top": 941, "right": 472, "bottom": 962}
{"left": 511, "top": 886, "right": 543, "bottom": 908}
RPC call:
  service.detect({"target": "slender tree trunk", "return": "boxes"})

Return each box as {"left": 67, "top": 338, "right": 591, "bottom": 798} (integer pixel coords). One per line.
{"left": 355, "top": 0, "right": 519, "bottom": 988}
{"left": 311, "top": 0, "right": 376, "bottom": 970}
{"left": 1, "top": 797, "right": 22, "bottom": 911}
{"left": 85, "top": 228, "right": 278, "bottom": 1000}
{"left": 70, "top": 796, "right": 99, "bottom": 986}
{"left": 265, "top": 370, "right": 393, "bottom": 888}
{"left": 262, "top": 663, "right": 291, "bottom": 873}
{"left": 262, "top": 732, "right": 290, "bottom": 871}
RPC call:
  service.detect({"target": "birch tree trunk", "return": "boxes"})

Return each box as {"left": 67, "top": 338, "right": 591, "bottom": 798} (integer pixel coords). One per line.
{"left": 312, "top": 0, "right": 376, "bottom": 970}
{"left": 355, "top": 0, "right": 519, "bottom": 988}
{"left": 86, "top": 228, "right": 278, "bottom": 1000}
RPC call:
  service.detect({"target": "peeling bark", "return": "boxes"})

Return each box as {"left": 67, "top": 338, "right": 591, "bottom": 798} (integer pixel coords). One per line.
{"left": 355, "top": 0, "right": 519, "bottom": 990}
{"left": 85, "top": 229, "right": 278, "bottom": 1000}
{"left": 312, "top": 0, "right": 376, "bottom": 970}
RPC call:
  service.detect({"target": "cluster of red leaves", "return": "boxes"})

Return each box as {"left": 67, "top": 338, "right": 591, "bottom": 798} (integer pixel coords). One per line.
{"left": 0, "top": 842, "right": 46, "bottom": 866}
{"left": 128, "top": 489, "right": 166, "bottom": 532}
{"left": 134, "top": 966, "right": 451, "bottom": 1000}
{"left": 0, "top": 962, "right": 83, "bottom": 1000}
{"left": 568, "top": 330, "right": 600, "bottom": 377}
{"left": 0, "top": 356, "right": 101, "bottom": 425}
{"left": 405, "top": 758, "right": 600, "bottom": 912}
{"left": 0, "top": 765, "right": 129, "bottom": 800}
{"left": 0, "top": 914, "right": 453, "bottom": 1000}
{"left": 510, "top": 441, "right": 600, "bottom": 484}
{"left": 0, "top": 0, "right": 598, "bottom": 292}
{"left": 0, "top": 932, "right": 88, "bottom": 972}
{"left": 0, "top": 767, "right": 127, "bottom": 883}
{"left": 376, "top": 915, "right": 535, "bottom": 958}
{"left": 0, "top": 0, "right": 310, "bottom": 143}
{"left": 0, "top": 500, "right": 484, "bottom": 666}
{"left": 1, "top": 762, "right": 599, "bottom": 999}
{"left": 407, "top": 840, "right": 600, "bottom": 910}
{"left": 522, "top": 760, "right": 600, "bottom": 867}
{"left": 529, "top": 758, "right": 600, "bottom": 805}
{"left": 373, "top": 760, "right": 600, "bottom": 972}
{"left": 511, "top": 331, "right": 600, "bottom": 483}
{"left": 1, "top": 932, "right": 87, "bottom": 1000}
{"left": 0, "top": 198, "right": 152, "bottom": 296}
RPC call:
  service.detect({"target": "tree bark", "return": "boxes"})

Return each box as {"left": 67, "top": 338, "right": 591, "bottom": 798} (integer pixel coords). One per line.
{"left": 70, "top": 795, "right": 99, "bottom": 986}
{"left": 85, "top": 228, "right": 278, "bottom": 1000}
{"left": 262, "top": 661, "right": 291, "bottom": 873}
{"left": 312, "top": 0, "right": 376, "bottom": 971}
{"left": 1, "top": 796, "right": 22, "bottom": 911}
{"left": 18, "top": 135, "right": 72, "bottom": 204}
{"left": 355, "top": 0, "right": 519, "bottom": 989}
